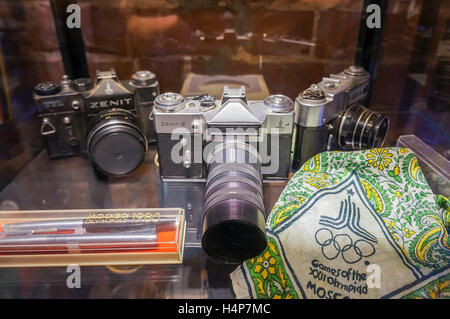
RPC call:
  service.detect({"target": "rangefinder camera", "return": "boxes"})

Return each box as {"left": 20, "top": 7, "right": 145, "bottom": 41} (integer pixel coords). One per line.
{"left": 33, "top": 69, "right": 159, "bottom": 176}
{"left": 292, "top": 65, "right": 389, "bottom": 170}
{"left": 153, "top": 86, "right": 294, "bottom": 264}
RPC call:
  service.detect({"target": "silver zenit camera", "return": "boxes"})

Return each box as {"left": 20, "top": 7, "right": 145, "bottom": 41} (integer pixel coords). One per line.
{"left": 153, "top": 86, "right": 294, "bottom": 264}
{"left": 292, "top": 66, "right": 389, "bottom": 170}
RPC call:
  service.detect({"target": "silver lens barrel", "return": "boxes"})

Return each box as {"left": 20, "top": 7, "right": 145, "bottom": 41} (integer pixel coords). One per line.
{"left": 202, "top": 141, "right": 267, "bottom": 264}
{"left": 338, "top": 104, "right": 390, "bottom": 150}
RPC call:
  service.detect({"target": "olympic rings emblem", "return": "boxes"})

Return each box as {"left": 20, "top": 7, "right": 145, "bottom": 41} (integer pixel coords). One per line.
{"left": 314, "top": 228, "right": 376, "bottom": 264}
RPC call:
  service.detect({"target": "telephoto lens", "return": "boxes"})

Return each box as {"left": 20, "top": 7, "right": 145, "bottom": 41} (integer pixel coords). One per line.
{"left": 337, "top": 104, "right": 389, "bottom": 150}
{"left": 202, "top": 141, "right": 267, "bottom": 265}
{"left": 86, "top": 108, "right": 148, "bottom": 176}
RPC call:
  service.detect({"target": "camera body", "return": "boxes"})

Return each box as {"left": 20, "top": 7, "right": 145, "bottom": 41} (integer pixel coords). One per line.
{"left": 34, "top": 69, "right": 159, "bottom": 176}
{"left": 153, "top": 86, "right": 294, "bottom": 182}
{"left": 292, "top": 66, "right": 389, "bottom": 170}
{"left": 153, "top": 86, "right": 294, "bottom": 264}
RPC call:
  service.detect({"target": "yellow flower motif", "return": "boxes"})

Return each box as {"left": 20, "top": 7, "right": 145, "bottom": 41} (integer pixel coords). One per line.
{"left": 272, "top": 293, "right": 294, "bottom": 299}
{"left": 267, "top": 241, "right": 278, "bottom": 256}
{"left": 394, "top": 165, "right": 400, "bottom": 176}
{"left": 254, "top": 250, "right": 277, "bottom": 280}
{"left": 395, "top": 190, "right": 403, "bottom": 197}
{"left": 427, "top": 289, "right": 437, "bottom": 299}
{"left": 399, "top": 148, "right": 409, "bottom": 154}
{"left": 362, "top": 180, "right": 384, "bottom": 213}
{"left": 366, "top": 148, "right": 393, "bottom": 171}
{"left": 403, "top": 227, "right": 415, "bottom": 238}
{"left": 305, "top": 173, "right": 330, "bottom": 189}
{"left": 273, "top": 204, "right": 300, "bottom": 226}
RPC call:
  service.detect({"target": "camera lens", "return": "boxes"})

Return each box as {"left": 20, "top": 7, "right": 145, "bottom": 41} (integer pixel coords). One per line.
{"left": 86, "top": 109, "right": 148, "bottom": 176}
{"left": 338, "top": 104, "right": 389, "bottom": 150}
{"left": 202, "top": 141, "right": 267, "bottom": 264}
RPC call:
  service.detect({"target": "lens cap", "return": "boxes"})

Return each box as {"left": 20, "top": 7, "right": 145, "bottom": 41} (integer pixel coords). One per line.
{"left": 89, "top": 128, "right": 146, "bottom": 176}
{"left": 87, "top": 111, "right": 147, "bottom": 176}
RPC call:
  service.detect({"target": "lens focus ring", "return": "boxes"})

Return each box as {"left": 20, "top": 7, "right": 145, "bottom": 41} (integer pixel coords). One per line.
{"left": 338, "top": 104, "right": 389, "bottom": 150}
{"left": 201, "top": 142, "right": 267, "bottom": 265}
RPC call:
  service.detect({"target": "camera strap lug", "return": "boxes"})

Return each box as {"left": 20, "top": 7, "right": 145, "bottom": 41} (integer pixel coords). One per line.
{"left": 40, "top": 118, "right": 57, "bottom": 135}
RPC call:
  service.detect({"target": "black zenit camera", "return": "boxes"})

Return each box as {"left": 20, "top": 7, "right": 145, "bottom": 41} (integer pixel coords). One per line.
{"left": 33, "top": 69, "right": 159, "bottom": 176}
{"left": 292, "top": 66, "right": 389, "bottom": 170}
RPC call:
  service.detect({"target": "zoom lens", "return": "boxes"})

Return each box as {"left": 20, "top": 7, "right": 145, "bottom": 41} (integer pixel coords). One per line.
{"left": 86, "top": 109, "right": 148, "bottom": 176}
{"left": 202, "top": 141, "right": 267, "bottom": 264}
{"left": 338, "top": 104, "right": 389, "bottom": 150}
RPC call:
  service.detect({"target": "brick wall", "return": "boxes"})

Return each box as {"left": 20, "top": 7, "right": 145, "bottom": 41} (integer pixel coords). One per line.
{"left": 0, "top": 0, "right": 64, "bottom": 120}
{"left": 75, "top": 0, "right": 364, "bottom": 99}
{"left": 0, "top": 0, "right": 428, "bottom": 118}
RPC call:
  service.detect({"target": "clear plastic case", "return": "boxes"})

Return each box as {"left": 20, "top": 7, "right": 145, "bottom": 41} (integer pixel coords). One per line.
{"left": 0, "top": 208, "right": 185, "bottom": 267}
{"left": 396, "top": 135, "right": 450, "bottom": 196}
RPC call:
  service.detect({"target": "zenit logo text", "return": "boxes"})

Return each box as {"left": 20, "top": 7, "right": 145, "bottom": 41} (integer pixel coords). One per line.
{"left": 89, "top": 98, "right": 133, "bottom": 108}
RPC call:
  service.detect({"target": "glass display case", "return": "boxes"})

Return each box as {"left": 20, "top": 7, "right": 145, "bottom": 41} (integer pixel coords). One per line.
{"left": 0, "top": 0, "right": 448, "bottom": 298}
